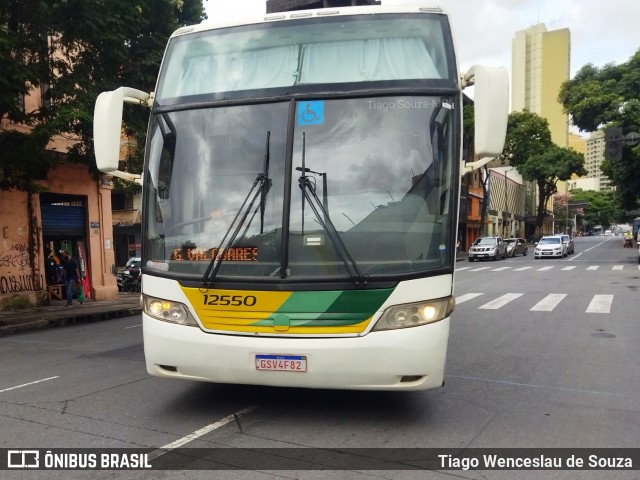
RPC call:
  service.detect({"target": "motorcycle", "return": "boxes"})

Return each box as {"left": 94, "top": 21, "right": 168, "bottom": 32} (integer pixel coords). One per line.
{"left": 117, "top": 257, "right": 142, "bottom": 292}
{"left": 624, "top": 237, "right": 633, "bottom": 248}
{"left": 121, "top": 266, "right": 141, "bottom": 292}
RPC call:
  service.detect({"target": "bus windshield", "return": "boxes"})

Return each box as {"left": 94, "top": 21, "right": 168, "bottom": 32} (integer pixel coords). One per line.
{"left": 155, "top": 13, "right": 453, "bottom": 102}
{"left": 144, "top": 95, "right": 456, "bottom": 281}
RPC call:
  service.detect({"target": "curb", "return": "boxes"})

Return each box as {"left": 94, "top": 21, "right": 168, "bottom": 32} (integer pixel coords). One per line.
{"left": 0, "top": 305, "right": 142, "bottom": 337}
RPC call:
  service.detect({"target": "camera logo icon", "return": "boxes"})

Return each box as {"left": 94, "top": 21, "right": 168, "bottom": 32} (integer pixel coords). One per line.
{"left": 7, "top": 450, "right": 40, "bottom": 468}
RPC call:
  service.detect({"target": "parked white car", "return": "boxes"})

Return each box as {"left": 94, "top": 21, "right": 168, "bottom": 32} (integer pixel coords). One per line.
{"left": 534, "top": 236, "right": 567, "bottom": 259}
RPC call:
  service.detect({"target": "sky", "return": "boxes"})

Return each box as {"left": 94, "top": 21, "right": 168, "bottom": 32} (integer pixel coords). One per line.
{"left": 203, "top": 0, "right": 640, "bottom": 77}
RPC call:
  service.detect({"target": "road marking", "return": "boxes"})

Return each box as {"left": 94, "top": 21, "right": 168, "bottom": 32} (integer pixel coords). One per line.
{"left": 562, "top": 266, "right": 576, "bottom": 271}
{"left": 456, "top": 266, "right": 471, "bottom": 271}
{"left": 537, "top": 266, "right": 553, "bottom": 271}
{"left": 159, "top": 406, "right": 257, "bottom": 451}
{"left": 612, "top": 265, "right": 624, "bottom": 270}
{"left": 530, "top": 294, "right": 567, "bottom": 312}
{"left": 456, "top": 293, "right": 483, "bottom": 304}
{"left": 469, "top": 266, "right": 492, "bottom": 271}
{"left": 586, "top": 295, "right": 613, "bottom": 313}
{"left": 513, "top": 266, "right": 532, "bottom": 271}
{"left": 490, "top": 267, "right": 512, "bottom": 271}
{"left": 0, "top": 376, "right": 59, "bottom": 394}
{"left": 478, "top": 293, "right": 523, "bottom": 310}
{"left": 124, "top": 324, "right": 142, "bottom": 329}
{"left": 587, "top": 266, "right": 599, "bottom": 270}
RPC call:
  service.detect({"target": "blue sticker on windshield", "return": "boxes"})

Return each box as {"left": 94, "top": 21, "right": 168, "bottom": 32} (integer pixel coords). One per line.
{"left": 297, "top": 101, "right": 324, "bottom": 126}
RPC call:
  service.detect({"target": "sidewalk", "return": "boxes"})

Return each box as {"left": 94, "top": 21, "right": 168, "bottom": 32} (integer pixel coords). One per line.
{"left": 0, "top": 292, "right": 142, "bottom": 337}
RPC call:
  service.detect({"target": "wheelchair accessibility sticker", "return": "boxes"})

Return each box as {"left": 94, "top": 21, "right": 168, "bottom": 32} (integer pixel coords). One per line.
{"left": 297, "top": 101, "right": 324, "bottom": 126}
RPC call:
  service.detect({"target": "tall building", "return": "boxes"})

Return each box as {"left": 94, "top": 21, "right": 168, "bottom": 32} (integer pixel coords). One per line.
{"left": 512, "top": 24, "right": 571, "bottom": 238}
{"left": 512, "top": 24, "right": 571, "bottom": 148}
{"left": 584, "top": 130, "right": 613, "bottom": 191}
{"left": 568, "top": 132, "right": 586, "bottom": 156}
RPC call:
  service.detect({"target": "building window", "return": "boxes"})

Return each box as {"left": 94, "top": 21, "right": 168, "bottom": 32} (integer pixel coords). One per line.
{"left": 41, "top": 83, "right": 52, "bottom": 110}
{"left": 17, "top": 93, "right": 25, "bottom": 113}
{"left": 111, "top": 192, "right": 134, "bottom": 211}
{"left": 112, "top": 192, "right": 125, "bottom": 211}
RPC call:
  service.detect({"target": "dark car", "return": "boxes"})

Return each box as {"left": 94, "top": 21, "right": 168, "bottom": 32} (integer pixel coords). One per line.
{"left": 504, "top": 237, "right": 528, "bottom": 257}
{"left": 467, "top": 236, "right": 507, "bottom": 261}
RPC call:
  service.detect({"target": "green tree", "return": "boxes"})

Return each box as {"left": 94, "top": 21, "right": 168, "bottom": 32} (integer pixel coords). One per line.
{"left": 0, "top": 0, "right": 206, "bottom": 192}
{"left": 568, "top": 188, "right": 620, "bottom": 232}
{"left": 0, "top": 1, "right": 58, "bottom": 191}
{"left": 559, "top": 49, "right": 640, "bottom": 211}
{"left": 502, "top": 111, "right": 586, "bottom": 234}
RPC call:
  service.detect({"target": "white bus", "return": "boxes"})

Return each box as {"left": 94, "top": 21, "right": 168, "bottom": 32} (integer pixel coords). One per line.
{"left": 94, "top": 4, "right": 508, "bottom": 391}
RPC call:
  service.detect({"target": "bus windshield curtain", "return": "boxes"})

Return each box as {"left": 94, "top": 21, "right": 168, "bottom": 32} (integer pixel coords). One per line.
{"left": 298, "top": 39, "right": 439, "bottom": 83}
{"left": 169, "top": 38, "right": 440, "bottom": 97}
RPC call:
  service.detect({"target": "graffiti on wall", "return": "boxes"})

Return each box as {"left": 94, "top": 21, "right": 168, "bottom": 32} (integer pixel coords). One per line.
{"left": 0, "top": 243, "right": 43, "bottom": 294}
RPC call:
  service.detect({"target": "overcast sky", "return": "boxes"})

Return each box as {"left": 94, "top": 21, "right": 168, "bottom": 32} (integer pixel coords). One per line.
{"left": 204, "top": 0, "right": 640, "bottom": 77}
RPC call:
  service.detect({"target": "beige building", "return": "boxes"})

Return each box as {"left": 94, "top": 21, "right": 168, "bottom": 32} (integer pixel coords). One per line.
{"left": 1, "top": 80, "right": 118, "bottom": 308}
{"left": 512, "top": 23, "right": 571, "bottom": 238}
{"left": 512, "top": 23, "right": 571, "bottom": 148}
{"left": 584, "top": 130, "right": 613, "bottom": 191}
{"left": 568, "top": 132, "right": 587, "bottom": 155}
{"left": 568, "top": 177, "right": 599, "bottom": 191}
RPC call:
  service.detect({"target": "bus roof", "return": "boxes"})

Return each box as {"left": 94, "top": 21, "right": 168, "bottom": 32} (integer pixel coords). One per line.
{"left": 171, "top": 5, "right": 445, "bottom": 38}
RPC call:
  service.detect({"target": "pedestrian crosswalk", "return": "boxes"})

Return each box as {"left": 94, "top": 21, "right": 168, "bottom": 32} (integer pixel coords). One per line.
{"left": 457, "top": 264, "right": 638, "bottom": 272}
{"left": 455, "top": 292, "right": 616, "bottom": 313}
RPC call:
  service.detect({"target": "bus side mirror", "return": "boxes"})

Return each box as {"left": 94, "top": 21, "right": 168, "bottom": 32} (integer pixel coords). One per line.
{"left": 461, "top": 65, "right": 509, "bottom": 174}
{"left": 472, "top": 65, "right": 509, "bottom": 158}
{"left": 94, "top": 87, "right": 152, "bottom": 184}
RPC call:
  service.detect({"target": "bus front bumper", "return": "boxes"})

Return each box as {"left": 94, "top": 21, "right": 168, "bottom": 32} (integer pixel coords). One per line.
{"left": 143, "top": 314, "right": 450, "bottom": 391}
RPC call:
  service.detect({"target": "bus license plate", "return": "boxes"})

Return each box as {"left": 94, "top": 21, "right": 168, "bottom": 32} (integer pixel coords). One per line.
{"left": 255, "top": 355, "right": 307, "bottom": 372}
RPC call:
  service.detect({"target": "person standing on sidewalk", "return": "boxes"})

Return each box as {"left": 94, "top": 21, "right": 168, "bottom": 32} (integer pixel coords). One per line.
{"left": 59, "top": 251, "right": 81, "bottom": 306}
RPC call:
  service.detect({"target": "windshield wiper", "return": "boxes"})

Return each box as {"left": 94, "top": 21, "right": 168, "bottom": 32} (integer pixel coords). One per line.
{"left": 297, "top": 133, "right": 367, "bottom": 287}
{"left": 202, "top": 132, "right": 271, "bottom": 287}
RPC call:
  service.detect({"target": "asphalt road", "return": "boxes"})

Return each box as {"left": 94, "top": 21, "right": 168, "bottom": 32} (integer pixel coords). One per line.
{"left": 0, "top": 235, "right": 638, "bottom": 480}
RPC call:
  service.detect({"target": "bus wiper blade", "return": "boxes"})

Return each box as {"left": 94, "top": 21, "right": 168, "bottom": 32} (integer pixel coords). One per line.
{"left": 202, "top": 132, "right": 271, "bottom": 287}
{"left": 297, "top": 134, "right": 366, "bottom": 286}
{"left": 298, "top": 176, "right": 367, "bottom": 286}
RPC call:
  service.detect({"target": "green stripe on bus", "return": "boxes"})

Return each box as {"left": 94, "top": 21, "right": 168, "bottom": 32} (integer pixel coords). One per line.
{"left": 253, "top": 288, "right": 394, "bottom": 327}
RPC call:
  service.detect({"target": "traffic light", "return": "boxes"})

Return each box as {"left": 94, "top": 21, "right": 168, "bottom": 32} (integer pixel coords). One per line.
{"left": 605, "top": 127, "right": 623, "bottom": 161}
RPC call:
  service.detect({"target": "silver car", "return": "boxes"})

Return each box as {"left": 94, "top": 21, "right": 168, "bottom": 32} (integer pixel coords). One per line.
{"left": 559, "top": 234, "right": 575, "bottom": 254}
{"left": 468, "top": 236, "right": 507, "bottom": 261}
{"left": 504, "top": 238, "right": 528, "bottom": 257}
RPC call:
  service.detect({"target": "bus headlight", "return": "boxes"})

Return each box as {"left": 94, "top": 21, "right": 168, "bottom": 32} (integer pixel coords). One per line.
{"left": 143, "top": 295, "right": 197, "bottom": 326}
{"left": 373, "top": 297, "right": 454, "bottom": 331}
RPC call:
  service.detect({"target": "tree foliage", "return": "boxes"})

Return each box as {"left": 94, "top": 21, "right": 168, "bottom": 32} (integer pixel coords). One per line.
{"left": 0, "top": 0, "right": 206, "bottom": 192}
{"left": 568, "top": 188, "right": 621, "bottom": 231}
{"left": 502, "top": 110, "right": 586, "bottom": 232}
{"left": 559, "top": 49, "right": 640, "bottom": 210}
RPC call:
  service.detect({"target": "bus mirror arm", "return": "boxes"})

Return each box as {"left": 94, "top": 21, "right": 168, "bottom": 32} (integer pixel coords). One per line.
{"left": 462, "top": 156, "right": 497, "bottom": 174}
{"left": 109, "top": 170, "right": 143, "bottom": 185}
